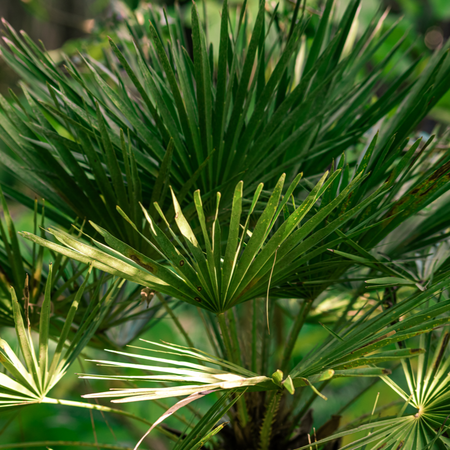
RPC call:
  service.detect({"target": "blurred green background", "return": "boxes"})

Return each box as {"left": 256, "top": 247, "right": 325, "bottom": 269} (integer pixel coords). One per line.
{"left": 0, "top": 0, "right": 449, "bottom": 448}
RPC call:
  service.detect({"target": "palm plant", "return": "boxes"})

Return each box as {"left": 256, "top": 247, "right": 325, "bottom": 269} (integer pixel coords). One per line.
{"left": 1, "top": 0, "right": 450, "bottom": 449}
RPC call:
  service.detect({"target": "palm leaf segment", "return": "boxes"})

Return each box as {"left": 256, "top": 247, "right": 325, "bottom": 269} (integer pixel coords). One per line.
{"left": 79, "top": 340, "right": 334, "bottom": 403}
{"left": 295, "top": 328, "right": 450, "bottom": 450}
{"left": 379, "top": 332, "right": 450, "bottom": 450}
{"left": 21, "top": 170, "right": 388, "bottom": 313}
{"left": 0, "top": 264, "right": 120, "bottom": 407}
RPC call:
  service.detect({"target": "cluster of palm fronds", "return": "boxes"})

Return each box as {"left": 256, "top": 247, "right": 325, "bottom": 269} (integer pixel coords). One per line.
{"left": 1, "top": 0, "right": 450, "bottom": 448}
